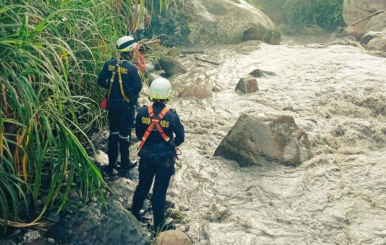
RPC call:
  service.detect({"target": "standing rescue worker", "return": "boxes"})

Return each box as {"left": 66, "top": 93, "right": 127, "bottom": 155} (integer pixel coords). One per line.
{"left": 97, "top": 36, "right": 142, "bottom": 176}
{"left": 131, "top": 78, "right": 184, "bottom": 232}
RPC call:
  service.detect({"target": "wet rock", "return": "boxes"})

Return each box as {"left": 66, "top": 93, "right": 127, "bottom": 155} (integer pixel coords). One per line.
{"left": 93, "top": 149, "right": 108, "bottom": 167}
{"left": 249, "top": 69, "right": 276, "bottom": 77}
{"left": 22, "top": 229, "right": 43, "bottom": 244}
{"left": 365, "top": 12, "right": 386, "bottom": 32}
{"left": 151, "top": 0, "right": 280, "bottom": 47}
{"left": 23, "top": 238, "right": 49, "bottom": 245}
{"left": 235, "top": 76, "right": 258, "bottom": 93}
{"left": 360, "top": 31, "right": 382, "bottom": 46}
{"left": 45, "top": 201, "right": 148, "bottom": 245}
{"left": 343, "top": 0, "right": 386, "bottom": 28}
{"left": 0, "top": 240, "right": 16, "bottom": 245}
{"left": 342, "top": 26, "right": 365, "bottom": 40}
{"left": 242, "top": 25, "right": 281, "bottom": 44}
{"left": 155, "top": 230, "right": 192, "bottom": 245}
{"left": 159, "top": 56, "right": 187, "bottom": 77}
{"left": 214, "top": 114, "right": 313, "bottom": 167}
{"left": 145, "top": 63, "right": 155, "bottom": 73}
{"left": 366, "top": 34, "right": 386, "bottom": 51}
{"left": 108, "top": 178, "right": 137, "bottom": 209}
{"left": 148, "top": 73, "right": 163, "bottom": 85}
{"left": 178, "top": 80, "right": 212, "bottom": 99}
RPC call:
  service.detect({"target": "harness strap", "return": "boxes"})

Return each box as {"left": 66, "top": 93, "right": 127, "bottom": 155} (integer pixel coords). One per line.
{"left": 139, "top": 105, "right": 170, "bottom": 149}
{"left": 106, "top": 59, "right": 131, "bottom": 103}
{"left": 118, "top": 66, "right": 131, "bottom": 103}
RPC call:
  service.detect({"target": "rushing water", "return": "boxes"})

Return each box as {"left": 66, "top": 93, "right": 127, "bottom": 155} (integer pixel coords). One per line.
{"left": 146, "top": 40, "right": 386, "bottom": 244}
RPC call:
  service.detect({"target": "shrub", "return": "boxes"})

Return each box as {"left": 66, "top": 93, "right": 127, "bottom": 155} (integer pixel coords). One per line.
{"left": 284, "top": 0, "right": 344, "bottom": 29}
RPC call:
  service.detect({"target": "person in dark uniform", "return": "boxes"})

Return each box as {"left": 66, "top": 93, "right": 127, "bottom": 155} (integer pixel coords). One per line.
{"left": 97, "top": 35, "right": 142, "bottom": 176}
{"left": 131, "top": 77, "right": 184, "bottom": 232}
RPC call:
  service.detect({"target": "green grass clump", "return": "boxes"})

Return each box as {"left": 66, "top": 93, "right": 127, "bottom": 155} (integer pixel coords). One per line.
{"left": 0, "top": 0, "right": 173, "bottom": 233}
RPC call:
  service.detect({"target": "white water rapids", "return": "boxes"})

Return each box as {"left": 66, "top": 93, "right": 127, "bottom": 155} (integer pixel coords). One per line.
{"left": 149, "top": 40, "right": 386, "bottom": 244}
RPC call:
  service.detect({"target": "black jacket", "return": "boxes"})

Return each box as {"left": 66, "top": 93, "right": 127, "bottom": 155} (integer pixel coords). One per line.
{"left": 97, "top": 58, "right": 142, "bottom": 108}
{"left": 136, "top": 102, "right": 185, "bottom": 158}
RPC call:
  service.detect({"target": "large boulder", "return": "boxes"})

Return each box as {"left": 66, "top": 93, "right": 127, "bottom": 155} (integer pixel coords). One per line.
{"left": 366, "top": 34, "right": 386, "bottom": 51}
{"left": 45, "top": 201, "right": 148, "bottom": 245}
{"left": 360, "top": 31, "right": 382, "bottom": 46}
{"left": 235, "top": 76, "right": 259, "bottom": 93}
{"left": 159, "top": 56, "right": 187, "bottom": 77}
{"left": 150, "top": 0, "right": 280, "bottom": 47}
{"left": 365, "top": 12, "right": 386, "bottom": 32}
{"left": 214, "top": 114, "right": 313, "bottom": 167}
{"left": 343, "top": 0, "right": 386, "bottom": 28}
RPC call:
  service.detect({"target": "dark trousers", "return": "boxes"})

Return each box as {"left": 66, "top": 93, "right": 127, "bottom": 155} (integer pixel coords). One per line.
{"left": 107, "top": 106, "right": 135, "bottom": 168}
{"left": 131, "top": 155, "right": 175, "bottom": 230}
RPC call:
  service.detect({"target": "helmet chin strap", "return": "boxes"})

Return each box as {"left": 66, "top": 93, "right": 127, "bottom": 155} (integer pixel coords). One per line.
{"left": 149, "top": 98, "right": 169, "bottom": 103}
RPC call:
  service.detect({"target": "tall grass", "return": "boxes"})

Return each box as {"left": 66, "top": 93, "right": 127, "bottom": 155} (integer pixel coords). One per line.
{"left": 0, "top": 0, "right": 171, "bottom": 233}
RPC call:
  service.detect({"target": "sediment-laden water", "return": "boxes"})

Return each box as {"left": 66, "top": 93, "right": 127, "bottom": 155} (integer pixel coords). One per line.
{"left": 143, "top": 40, "right": 386, "bottom": 244}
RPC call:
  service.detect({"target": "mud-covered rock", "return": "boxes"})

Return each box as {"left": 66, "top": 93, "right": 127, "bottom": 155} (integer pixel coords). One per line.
{"left": 155, "top": 230, "right": 192, "bottom": 245}
{"left": 365, "top": 12, "right": 386, "bottom": 32}
{"left": 159, "top": 56, "right": 187, "bottom": 77}
{"left": 150, "top": 0, "right": 280, "bottom": 47}
{"left": 361, "top": 31, "right": 382, "bottom": 46}
{"left": 343, "top": 0, "right": 386, "bottom": 28}
{"left": 235, "top": 76, "right": 259, "bottom": 93}
{"left": 214, "top": 114, "right": 313, "bottom": 167}
{"left": 45, "top": 201, "right": 148, "bottom": 245}
{"left": 366, "top": 35, "right": 386, "bottom": 51}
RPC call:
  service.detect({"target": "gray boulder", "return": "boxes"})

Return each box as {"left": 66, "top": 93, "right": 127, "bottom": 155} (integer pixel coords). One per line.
{"left": 366, "top": 35, "right": 386, "bottom": 51}
{"left": 249, "top": 69, "right": 276, "bottom": 77}
{"left": 361, "top": 31, "right": 382, "bottom": 46}
{"left": 365, "top": 12, "right": 386, "bottom": 32}
{"left": 343, "top": 0, "right": 386, "bottom": 28}
{"left": 152, "top": 0, "right": 280, "bottom": 47}
{"left": 148, "top": 73, "right": 163, "bottom": 85}
{"left": 159, "top": 56, "right": 187, "bottom": 77}
{"left": 235, "top": 76, "right": 259, "bottom": 93}
{"left": 342, "top": 25, "right": 366, "bottom": 40}
{"left": 214, "top": 114, "right": 313, "bottom": 167}
{"left": 45, "top": 201, "right": 148, "bottom": 245}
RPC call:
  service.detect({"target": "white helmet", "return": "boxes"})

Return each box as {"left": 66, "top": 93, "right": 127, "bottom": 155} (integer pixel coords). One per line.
{"left": 149, "top": 78, "right": 172, "bottom": 100}
{"left": 116, "top": 35, "right": 137, "bottom": 52}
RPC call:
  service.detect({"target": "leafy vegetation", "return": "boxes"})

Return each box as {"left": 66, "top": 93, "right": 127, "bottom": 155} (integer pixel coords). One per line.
{"left": 284, "top": 0, "right": 344, "bottom": 29}
{"left": 0, "top": 0, "right": 172, "bottom": 233}
{"left": 251, "top": 0, "right": 344, "bottom": 33}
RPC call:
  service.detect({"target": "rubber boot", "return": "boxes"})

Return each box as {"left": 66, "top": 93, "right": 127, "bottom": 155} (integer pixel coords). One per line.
{"left": 119, "top": 136, "right": 130, "bottom": 166}
{"left": 107, "top": 133, "right": 119, "bottom": 172}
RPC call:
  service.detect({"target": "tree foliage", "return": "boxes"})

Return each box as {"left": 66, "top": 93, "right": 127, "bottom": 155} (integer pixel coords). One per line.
{"left": 284, "top": 0, "right": 344, "bottom": 29}
{"left": 251, "top": 0, "right": 344, "bottom": 30}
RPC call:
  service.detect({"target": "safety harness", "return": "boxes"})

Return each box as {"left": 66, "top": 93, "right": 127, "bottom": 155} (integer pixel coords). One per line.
{"left": 106, "top": 59, "right": 131, "bottom": 103}
{"left": 139, "top": 105, "right": 170, "bottom": 149}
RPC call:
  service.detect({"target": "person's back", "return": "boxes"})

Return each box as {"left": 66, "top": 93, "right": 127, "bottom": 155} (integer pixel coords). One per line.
{"left": 98, "top": 58, "right": 142, "bottom": 108}
{"left": 131, "top": 78, "right": 184, "bottom": 232}
{"left": 97, "top": 36, "right": 142, "bottom": 176}
{"left": 129, "top": 4, "right": 150, "bottom": 40}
